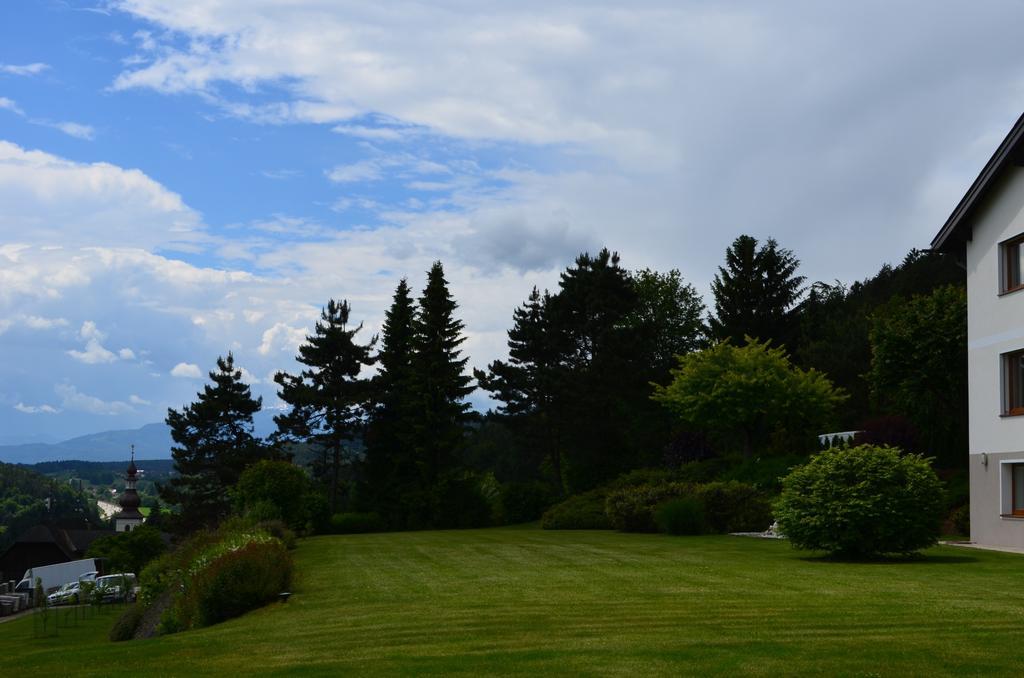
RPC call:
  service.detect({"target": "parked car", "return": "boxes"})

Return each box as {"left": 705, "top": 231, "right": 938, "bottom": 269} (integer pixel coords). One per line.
{"left": 94, "top": 573, "right": 137, "bottom": 603}
{"left": 46, "top": 581, "right": 82, "bottom": 606}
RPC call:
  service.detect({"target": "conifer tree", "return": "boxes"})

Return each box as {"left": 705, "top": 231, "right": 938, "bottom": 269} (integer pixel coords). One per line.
{"left": 362, "top": 279, "right": 419, "bottom": 525}
{"left": 709, "top": 235, "right": 805, "bottom": 347}
{"left": 475, "top": 287, "right": 562, "bottom": 489}
{"left": 274, "top": 299, "right": 375, "bottom": 514}
{"left": 160, "top": 353, "right": 264, "bottom": 532}
{"left": 409, "top": 262, "right": 474, "bottom": 484}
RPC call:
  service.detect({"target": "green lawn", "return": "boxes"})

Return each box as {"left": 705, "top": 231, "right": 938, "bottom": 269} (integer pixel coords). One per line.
{"left": 3, "top": 527, "right": 1024, "bottom": 676}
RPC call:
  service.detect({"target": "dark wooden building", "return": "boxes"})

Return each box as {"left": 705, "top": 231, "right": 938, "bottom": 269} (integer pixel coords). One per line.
{"left": 0, "top": 523, "right": 111, "bottom": 584}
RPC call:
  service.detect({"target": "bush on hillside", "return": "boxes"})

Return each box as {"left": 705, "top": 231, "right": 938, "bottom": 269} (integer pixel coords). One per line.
{"left": 541, "top": 490, "right": 612, "bottom": 530}
{"left": 655, "top": 497, "right": 706, "bottom": 535}
{"left": 188, "top": 540, "right": 293, "bottom": 627}
{"left": 774, "top": 445, "right": 945, "bottom": 557}
{"left": 110, "top": 604, "right": 146, "bottom": 642}
{"left": 329, "top": 512, "right": 386, "bottom": 534}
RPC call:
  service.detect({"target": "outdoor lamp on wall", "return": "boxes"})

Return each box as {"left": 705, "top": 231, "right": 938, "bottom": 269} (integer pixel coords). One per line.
{"left": 982, "top": 452, "right": 989, "bottom": 468}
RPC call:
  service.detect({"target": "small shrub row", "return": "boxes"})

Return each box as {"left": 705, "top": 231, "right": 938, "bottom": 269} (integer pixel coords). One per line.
{"left": 606, "top": 481, "right": 771, "bottom": 534}
{"left": 540, "top": 490, "right": 612, "bottom": 530}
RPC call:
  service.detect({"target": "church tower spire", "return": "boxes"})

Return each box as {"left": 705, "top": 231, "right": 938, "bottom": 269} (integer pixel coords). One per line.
{"left": 113, "top": 445, "right": 145, "bottom": 533}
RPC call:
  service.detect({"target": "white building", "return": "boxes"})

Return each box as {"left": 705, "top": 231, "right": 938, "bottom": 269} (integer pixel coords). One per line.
{"left": 932, "top": 112, "right": 1024, "bottom": 548}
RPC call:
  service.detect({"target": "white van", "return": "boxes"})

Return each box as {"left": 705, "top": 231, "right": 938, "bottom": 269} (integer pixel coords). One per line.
{"left": 94, "top": 573, "right": 137, "bottom": 603}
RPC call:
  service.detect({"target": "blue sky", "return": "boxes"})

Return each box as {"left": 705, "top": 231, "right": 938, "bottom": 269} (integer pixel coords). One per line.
{"left": 1, "top": 0, "right": 1023, "bottom": 446}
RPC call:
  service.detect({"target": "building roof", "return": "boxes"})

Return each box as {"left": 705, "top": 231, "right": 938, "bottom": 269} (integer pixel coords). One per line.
{"left": 932, "top": 112, "right": 1024, "bottom": 254}
{"left": 3, "top": 524, "right": 112, "bottom": 561}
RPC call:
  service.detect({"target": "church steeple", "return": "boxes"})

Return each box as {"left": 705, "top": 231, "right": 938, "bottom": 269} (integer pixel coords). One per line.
{"left": 113, "top": 445, "right": 145, "bottom": 533}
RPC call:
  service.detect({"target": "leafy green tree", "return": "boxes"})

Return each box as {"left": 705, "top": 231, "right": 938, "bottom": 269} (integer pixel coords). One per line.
{"left": 628, "top": 269, "right": 707, "bottom": 378}
{"left": 793, "top": 249, "right": 964, "bottom": 429}
{"left": 274, "top": 299, "right": 375, "bottom": 514}
{"left": 86, "top": 525, "right": 167, "bottom": 574}
{"left": 867, "top": 284, "right": 967, "bottom": 467}
{"left": 652, "top": 339, "right": 846, "bottom": 456}
{"left": 233, "top": 459, "right": 312, "bottom": 530}
{"left": 361, "top": 279, "right": 421, "bottom": 526}
{"left": 409, "top": 262, "right": 474, "bottom": 491}
{"left": 709, "top": 235, "right": 805, "bottom": 347}
{"left": 160, "top": 354, "right": 265, "bottom": 531}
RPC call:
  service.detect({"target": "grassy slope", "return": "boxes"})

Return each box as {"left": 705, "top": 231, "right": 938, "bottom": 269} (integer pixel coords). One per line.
{"left": 3, "top": 527, "right": 1024, "bottom": 676}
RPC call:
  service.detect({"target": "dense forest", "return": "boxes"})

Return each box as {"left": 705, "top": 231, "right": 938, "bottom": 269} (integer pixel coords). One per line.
{"left": 153, "top": 235, "right": 966, "bottom": 535}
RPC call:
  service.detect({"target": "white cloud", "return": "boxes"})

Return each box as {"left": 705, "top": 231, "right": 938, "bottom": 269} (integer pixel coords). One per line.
{"left": 170, "top": 362, "right": 203, "bottom": 378}
{"left": 128, "top": 394, "right": 151, "bottom": 405}
{"left": 50, "top": 122, "right": 96, "bottom": 140}
{"left": 119, "top": 348, "right": 137, "bottom": 360}
{"left": 0, "top": 98, "right": 96, "bottom": 140}
{"left": 67, "top": 321, "right": 118, "bottom": 364}
{"left": 55, "top": 383, "right": 133, "bottom": 415}
{"left": 258, "top": 323, "right": 308, "bottom": 356}
{"left": 0, "top": 141, "right": 202, "bottom": 249}
{"left": 0, "top": 314, "right": 68, "bottom": 334}
{"left": 0, "top": 63, "right": 49, "bottom": 76}
{"left": 0, "top": 97, "right": 24, "bottom": 115}
{"left": 14, "top": 403, "right": 59, "bottom": 414}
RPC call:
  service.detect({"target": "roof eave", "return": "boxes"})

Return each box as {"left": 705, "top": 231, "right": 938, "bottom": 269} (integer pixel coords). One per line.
{"left": 932, "top": 111, "right": 1024, "bottom": 254}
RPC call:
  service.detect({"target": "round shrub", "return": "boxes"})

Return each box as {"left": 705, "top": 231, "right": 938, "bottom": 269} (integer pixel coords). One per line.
{"left": 775, "top": 445, "right": 945, "bottom": 557}
{"left": 606, "top": 482, "right": 693, "bottom": 532}
{"left": 655, "top": 497, "right": 706, "bottom": 535}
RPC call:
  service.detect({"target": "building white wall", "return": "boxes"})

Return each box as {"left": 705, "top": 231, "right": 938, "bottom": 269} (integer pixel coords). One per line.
{"left": 966, "top": 165, "right": 1024, "bottom": 548}
{"left": 966, "top": 166, "right": 1024, "bottom": 455}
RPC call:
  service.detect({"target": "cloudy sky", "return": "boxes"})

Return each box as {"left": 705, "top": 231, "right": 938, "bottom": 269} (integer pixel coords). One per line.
{"left": 1, "top": 0, "right": 1022, "bottom": 444}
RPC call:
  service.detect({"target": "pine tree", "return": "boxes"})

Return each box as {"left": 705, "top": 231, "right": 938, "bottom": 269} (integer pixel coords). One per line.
{"left": 475, "top": 287, "right": 561, "bottom": 489}
{"left": 546, "top": 249, "right": 640, "bottom": 490}
{"left": 274, "top": 299, "right": 375, "bottom": 514}
{"left": 362, "top": 279, "right": 419, "bottom": 526}
{"left": 160, "top": 353, "right": 264, "bottom": 532}
{"left": 709, "top": 235, "right": 805, "bottom": 347}
{"left": 409, "top": 262, "right": 474, "bottom": 486}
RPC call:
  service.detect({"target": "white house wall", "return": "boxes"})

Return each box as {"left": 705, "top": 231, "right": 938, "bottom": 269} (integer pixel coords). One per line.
{"left": 966, "top": 165, "right": 1024, "bottom": 547}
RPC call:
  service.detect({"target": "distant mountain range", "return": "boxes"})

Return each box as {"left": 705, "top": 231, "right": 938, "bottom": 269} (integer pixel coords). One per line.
{"left": 0, "top": 411, "right": 280, "bottom": 464}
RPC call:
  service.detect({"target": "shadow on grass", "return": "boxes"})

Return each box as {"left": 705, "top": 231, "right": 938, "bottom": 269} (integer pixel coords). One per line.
{"left": 796, "top": 552, "right": 978, "bottom": 565}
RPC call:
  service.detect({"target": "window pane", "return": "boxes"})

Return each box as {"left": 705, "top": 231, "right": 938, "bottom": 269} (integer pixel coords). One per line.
{"left": 1014, "top": 465, "right": 1024, "bottom": 512}
{"left": 1007, "top": 241, "right": 1022, "bottom": 290}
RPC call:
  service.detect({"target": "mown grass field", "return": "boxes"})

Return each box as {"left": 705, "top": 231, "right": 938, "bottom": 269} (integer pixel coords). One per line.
{"left": 3, "top": 526, "right": 1024, "bottom": 676}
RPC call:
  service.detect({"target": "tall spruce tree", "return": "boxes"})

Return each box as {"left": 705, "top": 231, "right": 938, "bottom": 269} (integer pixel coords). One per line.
{"left": 274, "top": 299, "right": 375, "bottom": 513}
{"left": 475, "top": 287, "right": 562, "bottom": 489}
{"left": 160, "top": 353, "right": 264, "bottom": 532}
{"left": 409, "top": 262, "right": 474, "bottom": 486}
{"left": 546, "top": 249, "right": 640, "bottom": 490}
{"left": 709, "top": 235, "right": 805, "bottom": 347}
{"left": 361, "top": 279, "right": 420, "bottom": 526}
